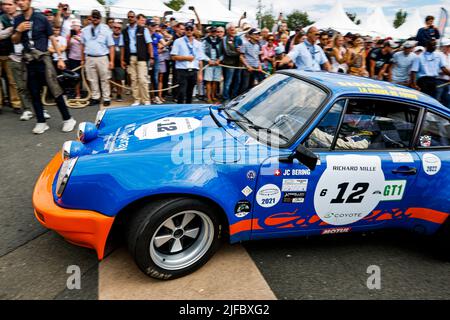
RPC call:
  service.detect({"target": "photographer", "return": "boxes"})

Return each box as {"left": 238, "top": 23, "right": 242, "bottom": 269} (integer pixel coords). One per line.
{"left": 12, "top": 0, "right": 76, "bottom": 134}
{"left": 416, "top": 16, "right": 440, "bottom": 47}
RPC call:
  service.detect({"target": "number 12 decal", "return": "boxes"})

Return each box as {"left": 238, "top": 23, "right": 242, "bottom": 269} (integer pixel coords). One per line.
{"left": 157, "top": 122, "right": 177, "bottom": 132}
{"left": 329, "top": 182, "right": 370, "bottom": 204}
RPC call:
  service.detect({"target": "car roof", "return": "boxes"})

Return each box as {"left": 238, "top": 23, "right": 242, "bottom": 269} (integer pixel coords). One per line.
{"left": 281, "top": 70, "right": 448, "bottom": 115}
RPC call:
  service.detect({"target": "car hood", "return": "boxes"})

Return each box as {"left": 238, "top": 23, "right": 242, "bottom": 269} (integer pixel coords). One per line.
{"left": 87, "top": 104, "right": 246, "bottom": 157}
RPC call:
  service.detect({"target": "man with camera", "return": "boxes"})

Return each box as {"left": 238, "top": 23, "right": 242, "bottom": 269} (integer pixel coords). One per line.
{"left": 12, "top": 0, "right": 76, "bottom": 134}
{"left": 80, "top": 9, "right": 114, "bottom": 107}
{"left": 416, "top": 16, "right": 441, "bottom": 48}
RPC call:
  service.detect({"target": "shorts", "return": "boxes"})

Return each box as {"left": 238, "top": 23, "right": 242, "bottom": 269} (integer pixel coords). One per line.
{"left": 204, "top": 66, "right": 222, "bottom": 82}
{"left": 112, "top": 67, "right": 126, "bottom": 81}
{"left": 159, "top": 59, "right": 167, "bottom": 74}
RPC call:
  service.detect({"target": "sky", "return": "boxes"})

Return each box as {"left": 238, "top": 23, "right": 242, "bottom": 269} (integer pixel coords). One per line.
{"left": 218, "top": 0, "right": 449, "bottom": 24}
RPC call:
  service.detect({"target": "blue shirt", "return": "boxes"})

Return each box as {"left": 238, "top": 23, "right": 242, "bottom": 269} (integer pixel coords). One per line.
{"left": 170, "top": 36, "right": 205, "bottom": 70}
{"left": 411, "top": 51, "right": 446, "bottom": 79}
{"left": 241, "top": 40, "right": 261, "bottom": 68}
{"left": 81, "top": 23, "right": 114, "bottom": 56}
{"left": 14, "top": 10, "right": 52, "bottom": 52}
{"left": 392, "top": 51, "right": 417, "bottom": 83}
{"left": 287, "top": 40, "right": 328, "bottom": 71}
{"left": 151, "top": 32, "right": 162, "bottom": 59}
{"left": 127, "top": 24, "right": 152, "bottom": 54}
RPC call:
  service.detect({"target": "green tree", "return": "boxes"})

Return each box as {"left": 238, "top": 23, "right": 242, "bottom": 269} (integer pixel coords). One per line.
{"left": 393, "top": 9, "right": 408, "bottom": 28}
{"left": 346, "top": 12, "right": 361, "bottom": 25}
{"left": 165, "top": 0, "right": 185, "bottom": 11}
{"left": 286, "top": 10, "right": 314, "bottom": 30}
{"left": 260, "top": 12, "right": 276, "bottom": 30}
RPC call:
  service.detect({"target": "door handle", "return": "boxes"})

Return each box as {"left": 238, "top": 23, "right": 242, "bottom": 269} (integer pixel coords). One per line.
{"left": 392, "top": 166, "right": 417, "bottom": 175}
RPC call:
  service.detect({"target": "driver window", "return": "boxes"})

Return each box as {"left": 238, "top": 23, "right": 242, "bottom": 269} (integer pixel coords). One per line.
{"left": 304, "top": 100, "right": 345, "bottom": 149}
{"left": 334, "top": 99, "right": 419, "bottom": 150}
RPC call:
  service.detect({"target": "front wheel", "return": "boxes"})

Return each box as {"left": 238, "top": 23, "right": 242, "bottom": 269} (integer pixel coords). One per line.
{"left": 126, "top": 198, "right": 222, "bottom": 280}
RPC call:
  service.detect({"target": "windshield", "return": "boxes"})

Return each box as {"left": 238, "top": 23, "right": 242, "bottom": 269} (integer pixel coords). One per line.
{"left": 226, "top": 74, "right": 328, "bottom": 146}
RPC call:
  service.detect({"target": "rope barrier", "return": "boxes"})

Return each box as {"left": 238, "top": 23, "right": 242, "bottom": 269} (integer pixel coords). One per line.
{"left": 41, "top": 63, "right": 272, "bottom": 108}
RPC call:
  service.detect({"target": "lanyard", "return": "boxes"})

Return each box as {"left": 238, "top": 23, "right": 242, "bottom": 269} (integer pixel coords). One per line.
{"left": 304, "top": 41, "right": 318, "bottom": 63}
{"left": 184, "top": 36, "right": 195, "bottom": 56}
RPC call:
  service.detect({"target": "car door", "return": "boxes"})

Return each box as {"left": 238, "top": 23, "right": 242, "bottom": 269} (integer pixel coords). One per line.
{"left": 410, "top": 110, "right": 450, "bottom": 234}
{"left": 251, "top": 97, "right": 423, "bottom": 239}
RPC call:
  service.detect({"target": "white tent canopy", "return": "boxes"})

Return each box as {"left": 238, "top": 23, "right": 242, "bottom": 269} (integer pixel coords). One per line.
{"left": 109, "top": 0, "right": 172, "bottom": 19}
{"left": 33, "top": 0, "right": 106, "bottom": 16}
{"left": 395, "top": 9, "right": 423, "bottom": 39}
{"left": 308, "top": 1, "right": 367, "bottom": 35}
{"left": 361, "top": 7, "right": 399, "bottom": 38}
{"left": 174, "top": 0, "right": 240, "bottom": 24}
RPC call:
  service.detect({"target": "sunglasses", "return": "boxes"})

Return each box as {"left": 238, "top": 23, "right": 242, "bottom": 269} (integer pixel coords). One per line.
{"left": 186, "top": 28, "right": 194, "bottom": 31}
{"left": 128, "top": 16, "right": 135, "bottom": 19}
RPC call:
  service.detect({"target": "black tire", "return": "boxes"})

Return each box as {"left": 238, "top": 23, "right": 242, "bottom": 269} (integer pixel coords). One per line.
{"left": 126, "top": 198, "right": 222, "bottom": 280}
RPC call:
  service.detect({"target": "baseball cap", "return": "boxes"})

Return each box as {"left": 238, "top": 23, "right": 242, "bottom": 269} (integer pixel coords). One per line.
{"left": 91, "top": 9, "right": 102, "bottom": 19}
{"left": 403, "top": 40, "right": 416, "bottom": 49}
{"left": 248, "top": 28, "right": 261, "bottom": 35}
{"left": 42, "top": 9, "right": 53, "bottom": 15}
{"left": 146, "top": 19, "right": 157, "bottom": 26}
{"left": 344, "top": 32, "right": 353, "bottom": 38}
{"left": 275, "top": 46, "right": 285, "bottom": 55}
{"left": 185, "top": 22, "right": 194, "bottom": 30}
{"left": 414, "top": 46, "right": 425, "bottom": 53}
{"left": 208, "top": 26, "right": 217, "bottom": 32}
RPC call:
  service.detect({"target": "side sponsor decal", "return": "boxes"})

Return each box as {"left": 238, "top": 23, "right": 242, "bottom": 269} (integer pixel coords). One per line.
{"left": 241, "top": 186, "right": 253, "bottom": 197}
{"left": 282, "top": 192, "right": 306, "bottom": 203}
{"left": 314, "top": 155, "right": 385, "bottom": 226}
{"left": 229, "top": 207, "right": 449, "bottom": 236}
{"left": 381, "top": 180, "right": 406, "bottom": 201}
{"left": 256, "top": 184, "right": 281, "bottom": 208}
{"left": 282, "top": 179, "right": 308, "bottom": 192}
{"left": 321, "top": 227, "right": 351, "bottom": 235}
{"left": 134, "top": 117, "right": 201, "bottom": 140}
{"left": 390, "top": 152, "right": 414, "bottom": 163}
{"left": 422, "top": 153, "right": 441, "bottom": 176}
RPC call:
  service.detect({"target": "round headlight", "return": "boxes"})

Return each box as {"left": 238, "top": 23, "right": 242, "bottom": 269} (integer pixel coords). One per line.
{"left": 77, "top": 122, "right": 98, "bottom": 143}
{"left": 56, "top": 157, "right": 78, "bottom": 197}
{"left": 95, "top": 109, "right": 106, "bottom": 128}
{"left": 62, "top": 141, "right": 88, "bottom": 161}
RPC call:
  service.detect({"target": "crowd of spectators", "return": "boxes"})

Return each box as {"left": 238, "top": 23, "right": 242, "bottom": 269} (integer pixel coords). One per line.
{"left": 0, "top": 1, "right": 449, "bottom": 134}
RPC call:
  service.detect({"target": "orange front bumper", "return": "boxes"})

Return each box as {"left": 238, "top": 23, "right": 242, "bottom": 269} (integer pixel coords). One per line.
{"left": 32, "top": 154, "right": 114, "bottom": 260}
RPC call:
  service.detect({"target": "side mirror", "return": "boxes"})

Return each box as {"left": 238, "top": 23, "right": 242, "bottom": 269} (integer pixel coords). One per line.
{"left": 279, "top": 145, "right": 319, "bottom": 171}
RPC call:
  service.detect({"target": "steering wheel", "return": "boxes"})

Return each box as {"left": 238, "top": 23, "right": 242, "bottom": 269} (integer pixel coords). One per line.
{"left": 272, "top": 114, "right": 297, "bottom": 137}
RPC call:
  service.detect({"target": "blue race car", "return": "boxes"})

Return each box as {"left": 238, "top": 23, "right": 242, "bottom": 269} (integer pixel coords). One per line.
{"left": 33, "top": 71, "right": 450, "bottom": 279}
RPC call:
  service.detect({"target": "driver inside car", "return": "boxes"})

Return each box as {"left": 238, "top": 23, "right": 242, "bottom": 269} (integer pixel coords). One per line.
{"left": 307, "top": 113, "right": 374, "bottom": 150}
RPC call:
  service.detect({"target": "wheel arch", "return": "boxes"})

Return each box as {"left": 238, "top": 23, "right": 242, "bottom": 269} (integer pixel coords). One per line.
{"left": 107, "top": 193, "right": 231, "bottom": 245}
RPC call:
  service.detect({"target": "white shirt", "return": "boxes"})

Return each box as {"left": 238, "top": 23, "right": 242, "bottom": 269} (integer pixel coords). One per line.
{"left": 48, "top": 36, "right": 67, "bottom": 61}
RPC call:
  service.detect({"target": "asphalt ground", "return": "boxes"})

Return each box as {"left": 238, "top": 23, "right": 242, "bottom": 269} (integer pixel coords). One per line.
{"left": 1, "top": 99, "right": 450, "bottom": 300}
